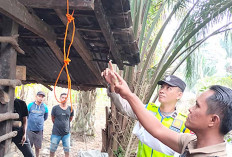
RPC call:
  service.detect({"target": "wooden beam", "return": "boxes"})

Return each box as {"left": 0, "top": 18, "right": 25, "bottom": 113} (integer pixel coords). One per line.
{"left": 23, "top": 80, "right": 104, "bottom": 89}
{"left": 0, "top": 17, "right": 17, "bottom": 156}
{"left": 16, "top": 66, "right": 26, "bottom": 81}
{"left": 0, "top": 0, "right": 63, "bottom": 63}
{"left": 77, "top": 27, "right": 102, "bottom": 33}
{"left": 0, "top": 35, "right": 24, "bottom": 54}
{"left": 94, "top": 0, "right": 124, "bottom": 69}
{"left": 77, "top": 27, "right": 133, "bottom": 35}
{"left": 0, "top": 113, "right": 19, "bottom": 123}
{"left": 0, "top": 79, "right": 22, "bottom": 88}
{"left": 0, "top": 131, "right": 17, "bottom": 143}
{"left": 12, "top": 121, "right": 22, "bottom": 128}
{"left": 18, "top": 0, "right": 94, "bottom": 10}
{"left": 30, "top": 76, "right": 53, "bottom": 91}
{"left": 55, "top": 9, "right": 105, "bottom": 85}
{"left": 0, "top": 0, "right": 55, "bottom": 41}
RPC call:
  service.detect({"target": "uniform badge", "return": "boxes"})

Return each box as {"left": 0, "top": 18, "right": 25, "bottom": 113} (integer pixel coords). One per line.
{"left": 173, "top": 119, "right": 182, "bottom": 129}
{"left": 169, "top": 119, "right": 183, "bottom": 133}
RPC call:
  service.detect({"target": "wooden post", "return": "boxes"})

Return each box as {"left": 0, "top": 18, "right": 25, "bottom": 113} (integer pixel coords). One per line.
{"left": 0, "top": 17, "right": 18, "bottom": 156}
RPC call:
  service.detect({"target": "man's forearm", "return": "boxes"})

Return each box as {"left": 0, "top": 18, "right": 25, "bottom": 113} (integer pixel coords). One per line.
{"left": 108, "top": 87, "right": 137, "bottom": 119}
{"left": 22, "top": 117, "right": 27, "bottom": 135}
{"left": 126, "top": 93, "right": 164, "bottom": 134}
{"left": 133, "top": 122, "right": 175, "bottom": 155}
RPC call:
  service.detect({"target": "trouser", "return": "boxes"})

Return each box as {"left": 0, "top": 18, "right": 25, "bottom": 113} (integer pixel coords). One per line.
{"left": 12, "top": 130, "right": 34, "bottom": 157}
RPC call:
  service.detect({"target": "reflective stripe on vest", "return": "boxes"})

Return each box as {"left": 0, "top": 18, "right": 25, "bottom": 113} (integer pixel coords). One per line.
{"left": 137, "top": 103, "right": 187, "bottom": 157}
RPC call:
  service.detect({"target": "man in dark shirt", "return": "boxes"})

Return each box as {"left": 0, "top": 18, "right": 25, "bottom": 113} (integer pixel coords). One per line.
{"left": 13, "top": 99, "right": 34, "bottom": 157}
{"left": 50, "top": 93, "right": 74, "bottom": 157}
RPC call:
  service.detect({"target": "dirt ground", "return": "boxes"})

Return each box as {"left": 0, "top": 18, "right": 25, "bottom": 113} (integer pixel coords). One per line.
{"left": 10, "top": 98, "right": 109, "bottom": 157}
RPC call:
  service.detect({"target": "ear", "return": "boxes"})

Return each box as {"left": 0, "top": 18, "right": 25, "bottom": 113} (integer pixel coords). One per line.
{"left": 176, "top": 92, "right": 183, "bottom": 100}
{"left": 208, "top": 114, "right": 220, "bottom": 127}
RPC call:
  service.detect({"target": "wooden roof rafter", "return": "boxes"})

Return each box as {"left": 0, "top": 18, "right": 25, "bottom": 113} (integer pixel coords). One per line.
{"left": 76, "top": 26, "right": 133, "bottom": 35}
{"left": 18, "top": 0, "right": 94, "bottom": 10}
{"left": 23, "top": 80, "right": 103, "bottom": 91}
{"left": 0, "top": 0, "right": 63, "bottom": 63}
{"left": 54, "top": 9, "right": 104, "bottom": 85}
{"left": 94, "top": 0, "right": 124, "bottom": 70}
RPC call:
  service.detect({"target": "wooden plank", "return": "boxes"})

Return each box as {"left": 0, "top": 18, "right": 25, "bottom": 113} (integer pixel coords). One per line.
{"left": 16, "top": 66, "right": 26, "bottom": 80}
{"left": 0, "top": 0, "right": 55, "bottom": 41}
{"left": 0, "top": 35, "right": 24, "bottom": 54}
{"left": 18, "top": 0, "right": 94, "bottom": 10}
{"left": 94, "top": 0, "right": 124, "bottom": 70}
{"left": 55, "top": 9, "right": 104, "bottom": 85}
{"left": 23, "top": 80, "right": 104, "bottom": 89}
{"left": 0, "top": 0, "right": 64, "bottom": 63}
{"left": 0, "top": 17, "right": 17, "bottom": 156}
{"left": 77, "top": 27, "right": 132, "bottom": 35}
{"left": 101, "top": 129, "right": 107, "bottom": 152}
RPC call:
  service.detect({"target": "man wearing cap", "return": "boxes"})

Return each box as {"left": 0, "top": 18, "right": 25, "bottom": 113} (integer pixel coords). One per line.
{"left": 27, "top": 91, "right": 48, "bottom": 157}
{"left": 102, "top": 63, "right": 189, "bottom": 157}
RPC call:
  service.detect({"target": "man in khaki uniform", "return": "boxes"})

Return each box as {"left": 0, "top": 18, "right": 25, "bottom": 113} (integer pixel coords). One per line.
{"left": 102, "top": 70, "right": 232, "bottom": 156}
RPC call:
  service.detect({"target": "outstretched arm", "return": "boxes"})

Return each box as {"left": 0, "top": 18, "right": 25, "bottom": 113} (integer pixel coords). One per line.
{"left": 108, "top": 89, "right": 137, "bottom": 119}
{"left": 133, "top": 122, "right": 177, "bottom": 155}
{"left": 113, "top": 72, "right": 181, "bottom": 153}
{"left": 103, "top": 61, "right": 138, "bottom": 119}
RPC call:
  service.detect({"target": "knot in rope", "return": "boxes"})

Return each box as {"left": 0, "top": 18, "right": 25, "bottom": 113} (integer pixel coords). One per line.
{"left": 66, "top": 13, "right": 74, "bottom": 23}
{"left": 64, "top": 58, "right": 71, "bottom": 65}
{"left": 54, "top": 0, "right": 75, "bottom": 112}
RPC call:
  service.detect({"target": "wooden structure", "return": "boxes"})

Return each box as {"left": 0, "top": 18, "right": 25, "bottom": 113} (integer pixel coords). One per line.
{"left": 0, "top": 0, "right": 139, "bottom": 156}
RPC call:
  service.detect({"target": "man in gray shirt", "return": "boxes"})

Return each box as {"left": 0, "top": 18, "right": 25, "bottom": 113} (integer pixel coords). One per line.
{"left": 50, "top": 93, "right": 74, "bottom": 157}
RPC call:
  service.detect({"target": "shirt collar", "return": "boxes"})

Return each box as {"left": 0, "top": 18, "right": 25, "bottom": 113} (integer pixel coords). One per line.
{"left": 188, "top": 140, "right": 227, "bottom": 154}
{"left": 158, "top": 107, "right": 178, "bottom": 119}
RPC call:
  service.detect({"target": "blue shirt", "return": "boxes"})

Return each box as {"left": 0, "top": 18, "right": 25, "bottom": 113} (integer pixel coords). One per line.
{"left": 27, "top": 102, "right": 48, "bottom": 131}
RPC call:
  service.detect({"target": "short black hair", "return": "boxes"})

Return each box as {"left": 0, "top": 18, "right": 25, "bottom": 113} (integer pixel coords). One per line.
{"left": 60, "top": 93, "right": 67, "bottom": 97}
{"left": 206, "top": 85, "right": 232, "bottom": 135}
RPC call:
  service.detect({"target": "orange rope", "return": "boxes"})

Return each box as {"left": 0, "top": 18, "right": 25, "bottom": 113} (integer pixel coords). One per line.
{"left": 54, "top": 0, "right": 75, "bottom": 112}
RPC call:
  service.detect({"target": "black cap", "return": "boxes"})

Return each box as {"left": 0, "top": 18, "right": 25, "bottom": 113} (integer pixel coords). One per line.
{"left": 158, "top": 75, "right": 186, "bottom": 92}
{"left": 37, "top": 91, "right": 45, "bottom": 97}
